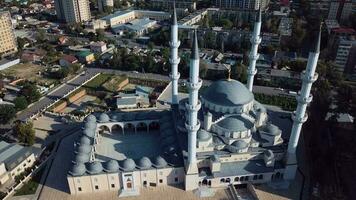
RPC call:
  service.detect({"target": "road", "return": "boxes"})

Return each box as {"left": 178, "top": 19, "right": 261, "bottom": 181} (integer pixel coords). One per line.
{"left": 16, "top": 70, "right": 98, "bottom": 121}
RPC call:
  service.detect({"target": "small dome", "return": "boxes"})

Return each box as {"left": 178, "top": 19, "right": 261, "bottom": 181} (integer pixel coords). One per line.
{"left": 202, "top": 79, "right": 254, "bottom": 107}
{"left": 104, "top": 160, "right": 119, "bottom": 172}
{"left": 86, "top": 114, "right": 96, "bottom": 123}
{"left": 120, "top": 159, "right": 136, "bottom": 171}
{"left": 74, "top": 153, "right": 90, "bottom": 163}
{"left": 99, "top": 113, "right": 110, "bottom": 123}
{"left": 83, "top": 128, "right": 95, "bottom": 138}
{"left": 110, "top": 114, "right": 122, "bottom": 122}
{"left": 84, "top": 121, "right": 97, "bottom": 130}
{"left": 69, "top": 163, "right": 86, "bottom": 176}
{"left": 197, "top": 130, "right": 212, "bottom": 141}
{"left": 79, "top": 135, "right": 92, "bottom": 145}
{"left": 76, "top": 144, "right": 91, "bottom": 154}
{"left": 231, "top": 140, "right": 248, "bottom": 149}
{"left": 261, "top": 123, "right": 281, "bottom": 136}
{"left": 216, "top": 116, "right": 254, "bottom": 132}
{"left": 137, "top": 157, "right": 152, "bottom": 170}
{"left": 153, "top": 156, "right": 167, "bottom": 168}
{"left": 87, "top": 161, "right": 103, "bottom": 174}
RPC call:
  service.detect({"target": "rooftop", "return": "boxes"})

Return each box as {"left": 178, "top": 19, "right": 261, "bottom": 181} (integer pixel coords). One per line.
{"left": 0, "top": 141, "right": 33, "bottom": 170}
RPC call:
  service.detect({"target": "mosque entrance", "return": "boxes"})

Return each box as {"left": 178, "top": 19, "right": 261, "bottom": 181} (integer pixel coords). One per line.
{"left": 127, "top": 182, "right": 132, "bottom": 189}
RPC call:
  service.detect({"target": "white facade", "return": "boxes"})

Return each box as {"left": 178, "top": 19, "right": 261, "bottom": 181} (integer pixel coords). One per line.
{"left": 55, "top": 0, "right": 91, "bottom": 23}
{"left": 334, "top": 37, "right": 356, "bottom": 72}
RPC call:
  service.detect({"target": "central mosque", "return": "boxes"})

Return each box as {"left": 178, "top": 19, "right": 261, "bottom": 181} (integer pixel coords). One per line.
{"left": 66, "top": 5, "right": 321, "bottom": 197}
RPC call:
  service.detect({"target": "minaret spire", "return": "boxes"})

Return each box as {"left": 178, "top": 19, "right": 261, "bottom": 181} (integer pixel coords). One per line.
{"left": 185, "top": 30, "right": 202, "bottom": 175}
{"left": 246, "top": 6, "right": 262, "bottom": 92}
{"left": 169, "top": 1, "right": 180, "bottom": 105}
{"left": 285, "top": 25, "right": 321, "bottom": 180}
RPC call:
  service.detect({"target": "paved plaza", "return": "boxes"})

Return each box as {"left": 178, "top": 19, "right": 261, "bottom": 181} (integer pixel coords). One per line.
{"left": 96, "top": 131, "right": 162, "bottom": 161}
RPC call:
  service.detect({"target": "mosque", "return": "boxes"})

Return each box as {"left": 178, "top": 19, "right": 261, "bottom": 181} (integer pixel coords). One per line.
{"left": 66, "top": 5, "right": 321, "bottom": 197}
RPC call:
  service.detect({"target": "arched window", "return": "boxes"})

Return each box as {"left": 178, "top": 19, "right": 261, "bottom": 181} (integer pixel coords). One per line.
{"left": 220, "top": 178, "right": 225, "bottom": 183}
{"left": 234, "top": 177, "right": 239, "bottom": 182}
{"left": 253, "top": 175, "right": 258, "bottom": 180}
{"left": 226, "top": 178, "right": 231, "bottom": 183}
{"left": 258, "top": 174, "right": 263, "bottom": 180}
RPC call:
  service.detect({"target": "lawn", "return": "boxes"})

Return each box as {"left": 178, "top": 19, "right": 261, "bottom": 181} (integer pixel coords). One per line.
{"left": 1, "top": 63, "right": 57, "bottom": 85}
{"left": 83, "top": 73, "right": 113, "bottom": 92}
{"left": 102, "top": 75, "right": 128, "bottom": 92}
{"left": 14, "top": 166, "right": 45, "bottom": 196}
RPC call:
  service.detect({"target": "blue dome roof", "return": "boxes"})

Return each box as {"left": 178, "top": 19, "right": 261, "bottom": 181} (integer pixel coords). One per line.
{"left": 83, "top": 128, "right": 95, "bottom": 137}
{"left": 202, "top": 79, "right": 253, "bottom": 107}
{"left": 79, "top": 135, "right": 92, "bottom": 145}
{"left": 231, "top": 140, "right": 248, "bottom": 149}
{"left": 216, "top": 116, "right": 254, "bottom": 132}
{"left": 84, "top": 121, "right": 96, "bottom": 130}
{"left": 104, "top": 160, "right": 119, "bottom": 172}
{"left": 99, "top": 113, "right": 110, "bottom": 123}
{"left": 87, "top": 161, "right": 103, "bottom": 174}
{"left": 77, "top": 144, "right": 91, "bottom": 154}
{"left": 197, "top": 130, "right": 211, "bottom": 141}
{"left": 69, "top": 163, "right": 86, "bottom": 176}
{"left": 86, "top": 115, "right": 96, "bottom": 123}
{"left": 120, "top": 159, "right": 136, "bottom": 171}
{"left": 74, "top": 153, "right": 90, "bottom": 163}
{"left": 137, "top": 157, "right": 152, "bottom": 170}
{"left": 153, "top": 156, "right": 167, "bottom": 168}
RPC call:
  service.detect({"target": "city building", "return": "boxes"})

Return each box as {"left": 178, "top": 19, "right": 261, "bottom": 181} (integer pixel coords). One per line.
{"left": 111, "top": 18, "right": 157, "bottom": 36}
{"left": 150, "top": 0, "right": 196, "bottom": 11}
{"left": 66, "top": 7, "right": 322, "bottom": 196}
{"left": 90, "top": 41, "right": 107, "bottom": 54}
{"left": 327, "top": 0, "right": 353, "bottom": 23}
{"left": 54, "top": 0, "right": 91, "bottom": 23}
{"left": 115, "top": 86, "right": 152, "bottom": 109}
{"left": 101, "top": 10, "right": 170, "bottom": 27}
{"left": 98, "top": 0, "right": 114, "bottom": 13}
{"left": 334, "top": 36, "right": 356, "bottom": 72}
{"left": 214, "top": 0, "right": 270, "bottom": 11}
{"left": 59, "top": 54, "right": 79, "bottom": 67}
{"left": 0, "top": 141, "right": 35, "bottom": 184}
{"left": 0, "top": 11, "right": 18, "bottom": 57}
{"left": 76, "top": 51, "right": 95, "bottom": 64}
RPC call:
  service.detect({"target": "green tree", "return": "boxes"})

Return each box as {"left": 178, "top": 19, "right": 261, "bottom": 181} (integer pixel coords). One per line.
{"left": 0, "top": 105, "right": 16, "bottom": 124}
{"left": 20, "top": 82, "right": 41, "bottom": 103}
{"left": 14, "top": 96, "right": 28, "bottom": 111}
{"left": 13, "top": 122, "right": 35, "bottom": 146}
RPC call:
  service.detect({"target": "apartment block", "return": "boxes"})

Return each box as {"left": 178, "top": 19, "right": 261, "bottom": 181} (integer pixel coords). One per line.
{"left": 55, "top": 0, "right": 91, "bottom": 23}
{"left": 0, "top": 11, "right": 17, "bottom": 57}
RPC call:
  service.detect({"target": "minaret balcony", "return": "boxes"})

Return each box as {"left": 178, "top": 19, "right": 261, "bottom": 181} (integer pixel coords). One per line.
{"left": 169, "top": 72, "right": 180, "bottom": 80}
{"left": 169, "top": 57, "right": 181, "bottom": 65}
{"left": 250, "top": 37, "right": 262, "bottom": 44}
{"left": 248, "top": 53, "right": 260, "bottom": 60}
{"left": 292, "top": 112, "right": 308, "bottom": 123}
{"left": 301, "top": 71, "right": 318, "bottom": 83}
{"left": 296, "top": 94, "right": 313, "bottom": 104}
{"left": 187, "top": 79, "right": 203, "bottom": 90}
{"left": 169, "top": 41, "right": 181, "bottom": 48}
{"left": 185, "top": 101, "right": 202, "bottom": 112}
{"left": 185, "top": 121, "right": 201, "bottom": 132}
{"left": 247, "top": 68, "right": 257, "bottom": 76}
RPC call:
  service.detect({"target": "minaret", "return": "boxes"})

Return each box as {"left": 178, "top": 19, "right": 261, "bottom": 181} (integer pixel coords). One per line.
{"left": 246, "top": 6, "right": 262, "bottom": 92}
{"left": 185, "top": 30, "right": 202, "bottom": 175}
{"left": 285, "top": 26, "right": 321, "bottom": 180}
{"left": 169, "top": 3, "right": 181, "bottom": 105}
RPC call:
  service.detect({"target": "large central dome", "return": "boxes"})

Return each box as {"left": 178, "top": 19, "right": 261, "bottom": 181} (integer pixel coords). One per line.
{"left": 202, "top": 79, "right": 254, "bottom": 107}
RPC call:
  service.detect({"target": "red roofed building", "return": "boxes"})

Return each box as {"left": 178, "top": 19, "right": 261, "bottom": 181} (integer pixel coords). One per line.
{"left": 59, "top": 55, "right": 78, "bottom": 67}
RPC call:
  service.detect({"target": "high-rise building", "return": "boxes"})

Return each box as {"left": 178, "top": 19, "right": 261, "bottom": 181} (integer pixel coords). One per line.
{"left": 0, "top": 11, "right": 17, "bottom": 57}
{"left": 334, "top": 36, "right": 356, "bottom": 72}
{"left": 150, "top": 0, "right": 196, "bottom": 11}
{"left": 54, "top": 0, "right": 91, "bottom": 23}
{"left": 98, "top": 0, "right": 114, "bottom": 13}
{"left": 214, "top": 0, "right": 270, "bottom": 11}
{"left": 327, "top": 0, "right": 353, "bottom": 23}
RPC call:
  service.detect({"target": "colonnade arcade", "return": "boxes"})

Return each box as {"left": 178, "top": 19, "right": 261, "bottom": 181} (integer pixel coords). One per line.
{"left": 96, "top": 120, "right": 160, "bottom": 135}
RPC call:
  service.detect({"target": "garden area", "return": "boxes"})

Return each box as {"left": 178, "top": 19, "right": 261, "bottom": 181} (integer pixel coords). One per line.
{"left": 254, "top": 93, "right": 297, "bottom": 111}
{"left": 13, "top": 166, "right": 45, "bottom": 196}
